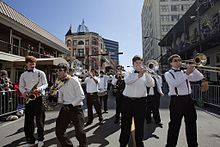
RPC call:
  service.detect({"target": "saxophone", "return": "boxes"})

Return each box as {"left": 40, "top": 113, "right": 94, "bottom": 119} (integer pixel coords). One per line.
{"left": 25, "top": 81, "right": 39, "bottom": 104}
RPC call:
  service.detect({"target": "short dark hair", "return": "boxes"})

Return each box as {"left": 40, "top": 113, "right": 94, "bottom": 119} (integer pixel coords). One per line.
{"left": 168, "top": 54, "right": 181, "bottom": 63}
{"left": 0, "top": 70, "right": 7, "bottom": 76}
{"left": 57, "top": 63, "right": 69, "bottom": 71}
{"left": 25, "top": 56, "right": 37, "bottom": 63}
{"left": 100, "top": 71, "right": 105, "bottom": 74}
{"left": 132, "top": 55, "right": 143, "bottom": 64}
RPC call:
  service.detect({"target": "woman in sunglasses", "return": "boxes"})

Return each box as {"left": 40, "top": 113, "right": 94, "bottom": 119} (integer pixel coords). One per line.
{"left": 164, "top": 54, "right": 204, "bottom": 147}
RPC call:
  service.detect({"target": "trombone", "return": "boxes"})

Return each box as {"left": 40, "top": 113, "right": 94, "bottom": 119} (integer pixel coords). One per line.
{"left": 182, "top": 53, "right": 220, "bottom": 73}
{"left": 144, "top": 60, "right": 159, "bottom": 76}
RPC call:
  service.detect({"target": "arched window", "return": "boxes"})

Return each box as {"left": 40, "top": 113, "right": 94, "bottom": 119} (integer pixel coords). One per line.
{"left": 78, "top": 40, "right": 84, "bottom": 45}
{"left": 66, "top": 39, "right": 71, "bottom": 47}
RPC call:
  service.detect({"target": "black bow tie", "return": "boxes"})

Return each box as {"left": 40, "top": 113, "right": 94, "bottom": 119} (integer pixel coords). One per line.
{"left": 173, "top": 69, "right": 181, "bottom": 72}
{"left": 134, "top": 70, "right": 139, "bottom": 73}
{"left": 27, "top": 70, "right": 33, "bottom": 72}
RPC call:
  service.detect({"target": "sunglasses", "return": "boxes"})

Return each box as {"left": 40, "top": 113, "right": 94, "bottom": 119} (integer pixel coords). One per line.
{"left": 56, "top": 69, "right": 65, "bottom": 72}
{"left": 173, "top": 59, "right": 182, "bottom": 62}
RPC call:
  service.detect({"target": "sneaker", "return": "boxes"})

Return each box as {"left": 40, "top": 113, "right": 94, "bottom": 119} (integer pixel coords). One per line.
{"left": 38, "top": 141, "right": 44, "bottom": 147}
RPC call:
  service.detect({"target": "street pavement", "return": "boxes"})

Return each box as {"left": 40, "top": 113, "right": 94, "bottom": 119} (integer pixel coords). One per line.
{"left": 0, "top": 92, "right": 220, "bottom": 147}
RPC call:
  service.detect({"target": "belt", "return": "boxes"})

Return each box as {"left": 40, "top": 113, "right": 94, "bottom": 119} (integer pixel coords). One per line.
{"left": 87, "top": 92, "right": 97, "bottom": 95}
{"left": 124, "top": 96, "right": 147, "bottom": 101}
{"left": 171, "top": 94, "right": 191, "bottom": 98}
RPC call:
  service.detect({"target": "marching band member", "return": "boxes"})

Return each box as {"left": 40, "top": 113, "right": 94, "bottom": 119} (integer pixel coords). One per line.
{"left": 19, "top": 56, "right": 48, "bottom": 147}
{"left": 98, "top": 71, "right": 109, "bottom": 113}
{"left": 112, "top": 68, "right": 125, "bottom": 124}
{"left": 164, "top": 54, "right": 204, "bottom": 147}
{"left": 55, "top": 63, "right": 87, "bottom": 147}
{"left": 146, "top": 70, "right": 164, "bottom": 127}
{"left": 119, "top": 55, "right": 154, "bottom": 147}
{"left": 84, "top": 69, "right": 103, "bottom": 126}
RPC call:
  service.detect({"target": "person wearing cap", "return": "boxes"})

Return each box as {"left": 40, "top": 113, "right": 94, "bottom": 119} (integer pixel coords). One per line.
{"left": 55, "top": 63, "right": 87, "bottom": 147}
{"left": 19, "top": 56, "right": 48, "bottom": 147}
{"left": 164, "top": 54, "right": 204, "bottom": 147}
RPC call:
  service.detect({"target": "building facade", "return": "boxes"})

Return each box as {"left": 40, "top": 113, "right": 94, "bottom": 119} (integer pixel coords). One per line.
{"left": 141, "top": 0, "right": 195, "bottom": 64}
{"left": 159, "top": 0, "right": 219, "bottom": 82}
{"left": 65, "top": 20, "right": 111, "bottom": 72}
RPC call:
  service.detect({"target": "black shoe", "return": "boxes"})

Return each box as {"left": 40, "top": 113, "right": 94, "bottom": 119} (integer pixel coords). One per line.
{"left": 103, "top": 111, "right": 108, "bottom": 114}
{"left": 156, "top": 122, "right": 163, "bottom": 128}
{"left": 85, "top": 121, "right": 92, "bottom": 126}
{"left": 99, "top": 119, "right": 104, "bottom": 125}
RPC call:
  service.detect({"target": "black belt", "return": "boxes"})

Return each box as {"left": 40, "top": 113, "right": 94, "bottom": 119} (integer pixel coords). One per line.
{"left": 171, "top": 94, "right": 190, "bottom": 98}
{"left": 63, "top": 104, "right": 81, "bottom": 109}
{"left": 124, "top": 96, "right": 147, "bottom": 101}
{"left": 87, "top": 92, "right": 97, "bottom": 95}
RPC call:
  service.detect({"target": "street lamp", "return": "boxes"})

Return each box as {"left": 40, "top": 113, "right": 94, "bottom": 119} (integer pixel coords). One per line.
{"left": 144, "top": 36, "right": 163, "bottom": 72}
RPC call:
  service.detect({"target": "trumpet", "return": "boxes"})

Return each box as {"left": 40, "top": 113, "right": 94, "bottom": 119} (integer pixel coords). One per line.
{"left": 182, "top": 53, "right": 220, "bottom": 73}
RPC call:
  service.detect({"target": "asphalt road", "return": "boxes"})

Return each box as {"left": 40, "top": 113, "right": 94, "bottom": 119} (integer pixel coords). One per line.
{"left": 0, "top": 93, "right": 220, "bottom": 147}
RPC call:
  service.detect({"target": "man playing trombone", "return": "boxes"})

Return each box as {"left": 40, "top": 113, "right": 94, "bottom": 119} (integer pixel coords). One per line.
{"left": 164, "top": 54, "right": 204, "bottom": 147}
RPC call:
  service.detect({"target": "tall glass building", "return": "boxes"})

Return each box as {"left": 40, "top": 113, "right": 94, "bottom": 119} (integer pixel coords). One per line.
{"left": 103, "top": 38, "right": 119, "bottom": 64}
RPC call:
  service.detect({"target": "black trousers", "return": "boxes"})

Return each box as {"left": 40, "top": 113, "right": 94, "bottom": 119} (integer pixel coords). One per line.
{"left": 166, "top": 95, "right": 198, "bottom": 147}
{"left": 55, "top": 105, "right": 87, "bottom": 147}
{"left": 86, "top": 93, "right": 103, "bottom": 122}
{"left": 115, "top": 92, "right": 123, "bottom": 120}
{"left": 145, "top": 95, "right": 161, "bottom": 123}
{"left": 119, "top": 97, "right": 146, "bottom": 147}
{"left": 99, "top": 93, "right": 108, "bottom": 112}
{"left": 24, "top": 97, "right": 45, "bottom": 144}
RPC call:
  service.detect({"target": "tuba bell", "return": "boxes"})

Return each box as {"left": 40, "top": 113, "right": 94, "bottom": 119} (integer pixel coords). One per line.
{"left": 145, "top": 60, "right": 159, "bottom": 75}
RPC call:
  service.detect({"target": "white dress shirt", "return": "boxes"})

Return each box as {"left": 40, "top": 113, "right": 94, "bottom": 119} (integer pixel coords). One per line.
{"left": 98, "top": 75, "right": 108, "bottom": 92}
{"left": 123, "top": 70, "right": 155, "bottom": 98}
{"left": 19, "top": 68, "right": 48, "bottom": 95}
{"left": 148, "top": 75, "right": 163, "bottom": 95}
{"left": 58, "top": 76, "right": 85, "bottom": 106}
{"left": 164, "top": 68, "right": 204, "bottom": 96}
{"left": 84, "top": 76, "right": 100, "bottom": 93}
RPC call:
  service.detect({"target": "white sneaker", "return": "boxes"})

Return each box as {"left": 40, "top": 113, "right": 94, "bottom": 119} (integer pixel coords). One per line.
{"left": 38, "top": 141, "right": 44, "bottom": 147}
{"left": 26, "top": 143, "right": 35, "bottom": 147}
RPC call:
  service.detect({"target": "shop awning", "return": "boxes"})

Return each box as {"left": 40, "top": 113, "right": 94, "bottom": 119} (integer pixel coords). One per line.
{"left": 14, "top": 57, "right": 68, "bottom": 66}
{"left": 0, "top": 51, "right": 25, "bottom": 62}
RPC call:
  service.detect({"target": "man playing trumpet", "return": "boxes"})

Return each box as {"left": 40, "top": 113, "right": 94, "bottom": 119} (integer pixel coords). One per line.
{"left": 164, "top": 54, "right": 204, "bottom": 147}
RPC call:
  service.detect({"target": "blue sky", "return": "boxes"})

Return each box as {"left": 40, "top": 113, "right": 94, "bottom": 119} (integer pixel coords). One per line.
{"left": 3, "top": 0, "right": 144, "bottom": 68}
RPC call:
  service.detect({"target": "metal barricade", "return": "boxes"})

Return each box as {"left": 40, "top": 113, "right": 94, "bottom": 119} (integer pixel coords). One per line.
{"left": 191, "top": 84, "right": 220, "bottom": 107}
{"left": 0, "top": 90, "right": 24, "bottom": 117}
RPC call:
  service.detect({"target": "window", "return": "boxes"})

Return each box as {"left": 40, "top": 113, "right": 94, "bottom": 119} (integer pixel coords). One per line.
{"left": 181, "top": 4, "right": 190, "bottom": 11}
{"left": 77, "top": 48, "right": 84, "bottom": 57}
{"left": 92, "top": 38, "right": 98, "bottom": 45}
{"left": 171, "top": 15, "right": 180, "bottom": 21}
{"left": 73, "top": 40, "right": 77, "bottom": 46}
{"left": 66, "top": 39, "right": 71, "bottom": 47}
{"left": 161, "top": 15, "right": 170, "bottom": 22}
{"left": 85, "top": 40, "right": 89, "bottom": 45}
{"left": 160, "top": 5, "right": 169, "bottom": 12}
{"left": 78, "top": 40, "right": 84, "bottom": 45}
{"left": 171, "top": 5, "right": 180, "bottom": 11}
